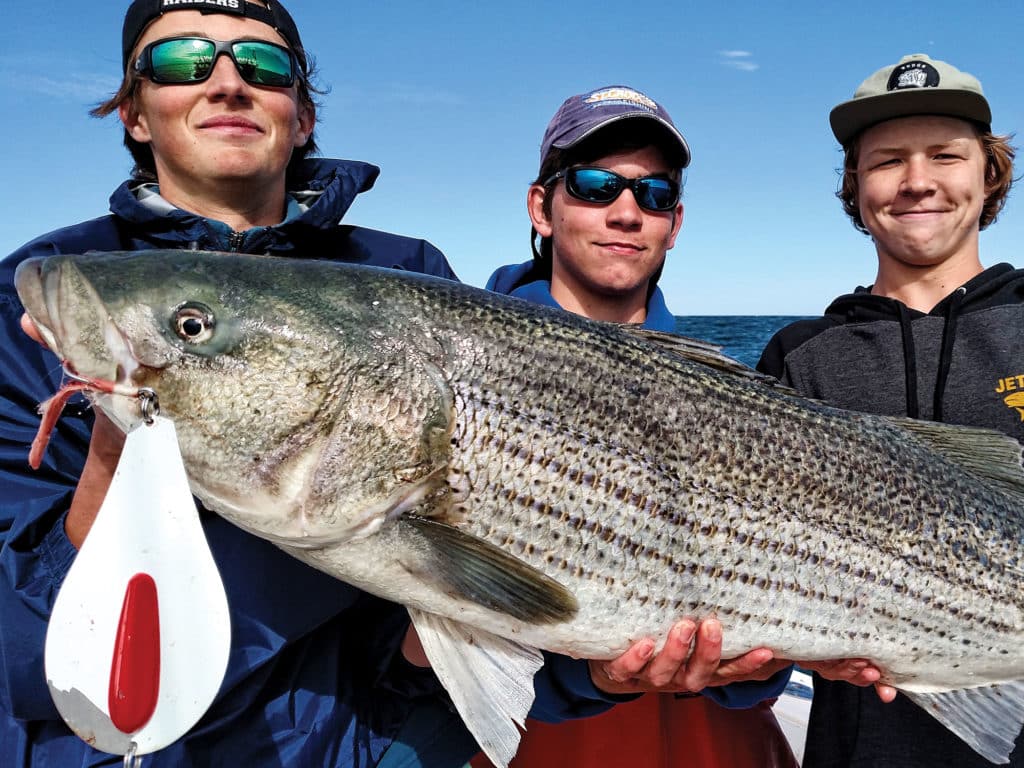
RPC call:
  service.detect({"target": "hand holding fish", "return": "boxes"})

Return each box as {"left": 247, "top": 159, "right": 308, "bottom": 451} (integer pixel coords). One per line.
{"left": 591, "top": 618, "right": 896, "bottom": 700}
{"left": 20, "top": 313, "right": 42, "bottom": 345}
{"left": 589, "top": 617, "right": 771, "bottom": 694}
{"left": 798, "top": 659, "right": 897, "bottom": 703}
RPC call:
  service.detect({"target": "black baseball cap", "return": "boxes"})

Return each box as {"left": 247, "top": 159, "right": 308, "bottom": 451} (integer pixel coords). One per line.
{"left": 122, "top": 0, "right": 305, "bottom": 72}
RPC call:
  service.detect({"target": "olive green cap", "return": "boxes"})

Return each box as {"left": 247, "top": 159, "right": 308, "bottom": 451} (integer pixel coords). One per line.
{"left": 830, "top": 53, "right": 991, "bottom": 146}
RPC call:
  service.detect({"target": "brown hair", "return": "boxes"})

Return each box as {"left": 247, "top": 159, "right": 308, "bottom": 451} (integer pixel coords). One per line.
{"left": 91, "top": 45, "right": 323, "bottom": 185}
{"left": 837, "top": 125, "right": 1017, "bottom": 235}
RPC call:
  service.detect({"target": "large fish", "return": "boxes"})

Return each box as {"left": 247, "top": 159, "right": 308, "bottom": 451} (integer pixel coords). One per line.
{"left": 15, "top": 250, "right": 1024, "bottom": 765}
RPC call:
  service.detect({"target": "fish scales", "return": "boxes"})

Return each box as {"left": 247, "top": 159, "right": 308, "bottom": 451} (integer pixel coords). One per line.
{"left": 14, "top": 252, "right": 1024, "bottom": 765}
{"left": 387, "top": 284, "right": 1021, "bottom": 677}
{"left": 114, "top": 259, "right": 1024, "bottom": 666}
{"left": 29, "top": 254, "right": 1024, "bottom": 664}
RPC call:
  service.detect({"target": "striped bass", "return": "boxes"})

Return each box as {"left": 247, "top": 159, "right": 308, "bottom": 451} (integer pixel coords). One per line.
{"left": 15, "top": 250, "right": 1024, "bottom": 765}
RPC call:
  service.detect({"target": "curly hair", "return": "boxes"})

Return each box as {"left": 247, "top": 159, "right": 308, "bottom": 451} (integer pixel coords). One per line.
{"left": 837, "top": 125, "right": 1017, "bottom": 235}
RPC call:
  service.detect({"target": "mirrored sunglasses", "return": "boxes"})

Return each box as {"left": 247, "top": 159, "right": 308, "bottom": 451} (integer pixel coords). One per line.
{"left": 545, "top": 167, "right": 681, "bottom": 212}
{"left": 134, "top": 36, "right": 298, "bottom": 88}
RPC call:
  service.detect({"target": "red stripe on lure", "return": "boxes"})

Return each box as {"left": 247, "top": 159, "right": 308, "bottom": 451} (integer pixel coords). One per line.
{"left": 108, "top": 573, "right": 161, "bottom": 734}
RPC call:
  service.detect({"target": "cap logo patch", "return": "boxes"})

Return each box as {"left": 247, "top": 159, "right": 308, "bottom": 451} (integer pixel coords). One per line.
{"left": 160, "top": 0, "right": 242, "bottom": 11}
{"left": 584, "top": 87, "right": 659, "bottom": 113}
{"left": 887, "top": 60, "right": 941, "bottom": 91}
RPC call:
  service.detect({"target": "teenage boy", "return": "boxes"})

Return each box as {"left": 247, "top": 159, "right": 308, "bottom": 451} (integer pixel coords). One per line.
{"left": 758, "top": 54, "right": 1020, "bottom": 767}
{"left": 483, "top": 84, "right": 883, "bottom": 768}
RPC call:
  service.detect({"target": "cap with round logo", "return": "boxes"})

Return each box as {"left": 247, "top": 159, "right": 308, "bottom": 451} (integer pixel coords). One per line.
{"left": 539, "top": 85, "right": 691, "bottom": 170}
{"left": 829, "top": 53, "right": 991, "bottom": 146}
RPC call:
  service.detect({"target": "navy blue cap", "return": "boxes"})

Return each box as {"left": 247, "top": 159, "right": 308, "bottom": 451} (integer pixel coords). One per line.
{"left": 540, "top": 85, "right": 691, "bottom": 169}
{"left": 122, "top": 0, "right": 305, "bottom": 71}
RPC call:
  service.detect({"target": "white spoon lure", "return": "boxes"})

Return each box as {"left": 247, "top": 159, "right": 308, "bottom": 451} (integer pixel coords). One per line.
{"left": 44, "top": 415, "right": 231, "bottom": 757}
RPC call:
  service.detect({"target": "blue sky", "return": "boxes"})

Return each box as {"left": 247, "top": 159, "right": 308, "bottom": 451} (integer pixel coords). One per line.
{"left": 2, "top": 1, "right": 1021, "bottom": 315}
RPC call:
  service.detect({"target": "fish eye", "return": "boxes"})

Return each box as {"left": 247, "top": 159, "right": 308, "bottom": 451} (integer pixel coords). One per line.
{"left": 173, "top": 303, "right": 216, "bottom": 344}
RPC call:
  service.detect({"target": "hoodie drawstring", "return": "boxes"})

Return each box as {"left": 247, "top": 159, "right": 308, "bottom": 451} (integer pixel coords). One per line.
{"left": 933, "top": 286, "right": 967, "bottom": 422}
{"left": 895, "top": 286, "right": 967, "bottom": 422}
{"left": 896, "top": 303, "right": 920, "bottom": 419}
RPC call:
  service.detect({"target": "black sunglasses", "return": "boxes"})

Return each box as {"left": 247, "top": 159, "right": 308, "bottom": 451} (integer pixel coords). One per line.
{"left": 544, "top": 167, "right": 681, "bottom": 212}
{"left": 134, "top": 36, "right": 299, "bottom": 88}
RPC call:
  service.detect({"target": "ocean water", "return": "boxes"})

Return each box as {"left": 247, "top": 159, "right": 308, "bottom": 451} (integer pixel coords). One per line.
{"left": 674, "top": 316, "right": 810, "bottom": 368}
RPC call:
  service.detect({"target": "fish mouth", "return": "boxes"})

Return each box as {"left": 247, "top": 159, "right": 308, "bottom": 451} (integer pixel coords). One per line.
{"left": 15, "top": 256, "right": 157, "bottom": 449}
{"left": 15, "top": 257, "right": 62, "bottom": 353}
{"left": 16, "top": 257, "right": 141, "bottom": 385}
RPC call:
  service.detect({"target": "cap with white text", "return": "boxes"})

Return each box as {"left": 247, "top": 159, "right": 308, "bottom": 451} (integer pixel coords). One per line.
{"left": 830, "top": 53, "right": 991, "bottom": 146}
{"left": 122, "top": 0, "right": 305, "bottom": 72}
{"left": 540, "top": 85, "right": 691, "bottom": 169}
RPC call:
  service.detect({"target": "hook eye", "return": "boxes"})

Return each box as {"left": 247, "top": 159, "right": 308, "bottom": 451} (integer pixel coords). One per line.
{"left": 138, "top": 388, "right": 160, "bottom": 426}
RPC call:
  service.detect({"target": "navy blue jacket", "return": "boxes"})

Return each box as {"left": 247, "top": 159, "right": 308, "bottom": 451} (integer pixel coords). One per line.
{"left": 0, "top": 161, "right": 619, "bottom": 767}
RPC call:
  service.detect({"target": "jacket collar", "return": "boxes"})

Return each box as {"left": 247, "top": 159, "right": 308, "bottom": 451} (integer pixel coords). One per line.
{"left": 107, "top": 158, "right": 380, "bottom": 253}
{"left": 486, "top": 259, "right": 677, "bottom": 332}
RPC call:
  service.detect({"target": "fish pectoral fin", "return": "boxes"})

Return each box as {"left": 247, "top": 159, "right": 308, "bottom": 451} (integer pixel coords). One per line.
{"left": 409, "top": 608, "right": 542, "bottom": 768}
{"left": 903, "top": 680, "right": 1024, "bottom": 764}
{"left": 890, "top": 418, "right": 1024, "bottom": 502}
{"left": 400, "top": 516, "right": 578, "bottom": 624}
